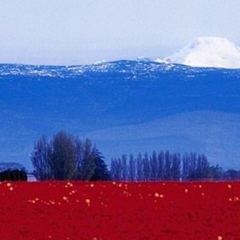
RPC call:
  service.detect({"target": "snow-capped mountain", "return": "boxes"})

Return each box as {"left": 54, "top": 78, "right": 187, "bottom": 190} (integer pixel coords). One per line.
{"left": 160, "top": 37, "right": 240, "bottom": 69}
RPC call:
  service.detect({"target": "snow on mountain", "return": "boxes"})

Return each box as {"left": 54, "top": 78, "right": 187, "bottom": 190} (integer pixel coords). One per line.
{"left": 0, "top": 60, "right": 184, "bottom": 79}
{"left": 161, "top": 37, "right": 240, "bottom": 69}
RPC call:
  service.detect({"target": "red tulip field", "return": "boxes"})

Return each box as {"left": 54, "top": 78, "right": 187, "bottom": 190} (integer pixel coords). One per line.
{"left": 0, "top": 181, "right": 240, "bottom": 239}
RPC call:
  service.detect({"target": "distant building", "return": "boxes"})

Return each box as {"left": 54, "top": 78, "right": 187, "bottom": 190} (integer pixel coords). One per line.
{"left": 27, "top": 174, "right": 37, "bottom": 182}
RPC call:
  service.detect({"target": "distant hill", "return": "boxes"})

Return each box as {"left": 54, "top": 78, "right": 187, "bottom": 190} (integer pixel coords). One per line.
{"left": 0, "top": 162, "right": 26, "bottom": 172}
{"left": 0, "top": 60, "right": 240, "bottom": 170}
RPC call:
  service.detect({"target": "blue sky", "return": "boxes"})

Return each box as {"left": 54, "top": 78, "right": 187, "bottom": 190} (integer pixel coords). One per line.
{"left": 0, "top": 0, "right": 240, "bottom": 65}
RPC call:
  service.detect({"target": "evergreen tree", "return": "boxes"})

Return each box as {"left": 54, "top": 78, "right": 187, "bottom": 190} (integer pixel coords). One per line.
{"left": 90, "top": 148, "right": 111, "bottom": 181}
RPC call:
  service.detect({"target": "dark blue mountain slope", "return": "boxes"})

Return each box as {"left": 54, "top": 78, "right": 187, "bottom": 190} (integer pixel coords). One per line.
{"left": 0, "top": 60, "right": 239, "bottom": 169}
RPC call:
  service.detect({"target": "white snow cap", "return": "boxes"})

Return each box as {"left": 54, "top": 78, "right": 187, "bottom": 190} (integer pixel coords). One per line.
{"left": 161, "top": 37, "right": 240, "bottom": 69}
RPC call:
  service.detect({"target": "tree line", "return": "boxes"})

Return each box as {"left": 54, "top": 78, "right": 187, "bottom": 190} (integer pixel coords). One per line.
{"left": 110, "top": 151, "right": 223, "bottom": 181}
{"left": 29, "top": 131, "right": 240, "bottom": 181}
{"left": 0, "top": 169, "right": 27, "bottom": 181}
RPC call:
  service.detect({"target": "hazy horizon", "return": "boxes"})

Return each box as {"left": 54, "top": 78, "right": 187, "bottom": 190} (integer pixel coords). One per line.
{"left": 1, "top": 0, "right": 240, "bottom": 65}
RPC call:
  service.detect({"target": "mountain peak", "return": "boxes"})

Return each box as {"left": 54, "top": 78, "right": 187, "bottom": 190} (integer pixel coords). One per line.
{"left": 162, "top": 37, "right": 240, "bottom": 69}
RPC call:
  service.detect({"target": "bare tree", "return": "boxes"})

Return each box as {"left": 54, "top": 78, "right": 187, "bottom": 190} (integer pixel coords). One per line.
{"left": 128, "top": 154, "right": 136, "bottom": 181}
{"left": 48, "top": 131, "right": 77, "bottom": 180}
{"left": 31, "top": 135, "right": 52, "bottom": 180}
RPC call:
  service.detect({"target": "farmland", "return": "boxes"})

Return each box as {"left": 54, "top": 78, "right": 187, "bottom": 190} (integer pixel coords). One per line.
{"left": 0, "top": 181, "right": 239, "bottom": 239}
